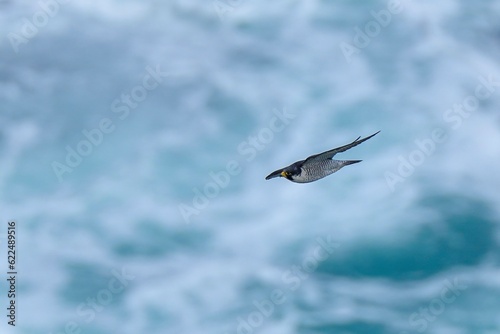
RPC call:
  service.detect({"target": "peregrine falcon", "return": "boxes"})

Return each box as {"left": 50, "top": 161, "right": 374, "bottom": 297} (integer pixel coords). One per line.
{"left": 265, "top": 131, "right": 380, "bottom": 183}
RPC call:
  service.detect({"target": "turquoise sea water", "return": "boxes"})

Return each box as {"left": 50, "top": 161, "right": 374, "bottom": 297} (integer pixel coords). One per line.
{"left": 1, "top": 1, "right": 500, "bottom": 333}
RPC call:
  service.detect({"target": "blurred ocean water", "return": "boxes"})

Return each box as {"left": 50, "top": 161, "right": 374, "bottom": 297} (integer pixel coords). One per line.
{"left": 1, "top": 0, "right": 500, "bottom": 333}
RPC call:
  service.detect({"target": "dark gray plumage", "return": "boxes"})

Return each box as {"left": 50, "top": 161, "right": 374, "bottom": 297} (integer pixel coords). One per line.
{"left": 265, "top": 131, "right": 380, "bottom": 183}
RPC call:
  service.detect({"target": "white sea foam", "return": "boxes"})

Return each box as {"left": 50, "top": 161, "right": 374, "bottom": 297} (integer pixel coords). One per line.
{"left": 2, "top": 1, "right": 500, "bottom": 333}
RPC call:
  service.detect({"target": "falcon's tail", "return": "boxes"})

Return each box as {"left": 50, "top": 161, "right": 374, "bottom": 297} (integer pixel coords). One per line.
{"left": 342, "top": 160, "right": 362, "bottom": 166}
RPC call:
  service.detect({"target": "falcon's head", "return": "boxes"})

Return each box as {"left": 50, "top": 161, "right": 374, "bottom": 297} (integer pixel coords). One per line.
{"left": 265, "top": 162, "right": 302, "bottom": 181}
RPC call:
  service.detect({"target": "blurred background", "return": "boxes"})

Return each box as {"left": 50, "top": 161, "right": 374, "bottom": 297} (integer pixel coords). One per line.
{"left": 1, "top": 0, "right": 500, "bottom": 333}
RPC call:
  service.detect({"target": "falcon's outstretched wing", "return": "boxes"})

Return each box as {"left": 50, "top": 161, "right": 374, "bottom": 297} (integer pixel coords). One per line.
{"left": 302, "top": 131, "right": 380, "bottom": 164}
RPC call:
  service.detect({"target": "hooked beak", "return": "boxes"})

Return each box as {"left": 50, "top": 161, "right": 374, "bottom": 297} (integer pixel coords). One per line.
{"left": 265, "top": 169, "right": 285, "bottom": 180}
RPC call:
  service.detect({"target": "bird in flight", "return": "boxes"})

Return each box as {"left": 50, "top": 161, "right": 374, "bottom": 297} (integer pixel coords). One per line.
{"left": 265, "top": 131, "right": 380, "bottom": 183}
